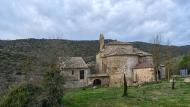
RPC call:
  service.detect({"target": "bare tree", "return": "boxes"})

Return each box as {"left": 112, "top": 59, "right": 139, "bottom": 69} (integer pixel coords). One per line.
{"left": 152, "top": 34, "right": 162, "bottom": 81}
{"left": 165, "top": 39, "right": 172, "bottom": 81}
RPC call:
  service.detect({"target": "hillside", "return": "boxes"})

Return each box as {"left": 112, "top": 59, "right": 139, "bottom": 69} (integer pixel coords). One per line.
{"left": 0, "top": 39, "right": 190, "bottom": 94}
{"left": 0, "top": 39, "right": 100, "bottom": 62}
{"left": 132, "top": 41, "right": 190, "bottom": 58}
{"left": 1, "top": 39, "right": 190, "bottom": 62}
{"left": 0, "top": 51, "right": 27, "bottom": 93}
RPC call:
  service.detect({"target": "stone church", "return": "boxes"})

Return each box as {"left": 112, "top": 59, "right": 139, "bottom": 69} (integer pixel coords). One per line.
{"left": 94, "top": 34, "right": 155, "bottom": 86}
{"left": 60, "top": 34, "right": 163, "bottom": 88}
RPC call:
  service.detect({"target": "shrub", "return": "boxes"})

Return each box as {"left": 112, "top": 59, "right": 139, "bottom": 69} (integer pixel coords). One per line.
{"left": 0, "top": 84, "right": 39, "bottom": 107}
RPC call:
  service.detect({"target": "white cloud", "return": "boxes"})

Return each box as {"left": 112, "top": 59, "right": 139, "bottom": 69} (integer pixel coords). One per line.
{"left": 0, "top": 0, "right": 190, "bottom": 45}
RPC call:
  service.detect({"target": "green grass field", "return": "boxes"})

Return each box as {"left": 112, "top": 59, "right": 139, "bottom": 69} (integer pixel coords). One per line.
{"left": 63, "top": 79, "right": 190, "bottom": 107}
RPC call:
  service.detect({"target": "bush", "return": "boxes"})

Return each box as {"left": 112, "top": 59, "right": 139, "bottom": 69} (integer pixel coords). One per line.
{"left": 41, "top": 64, "right": 64, "bottom": 107}
{"left": 0, "top": 84, "right": 39, "bottom": 107}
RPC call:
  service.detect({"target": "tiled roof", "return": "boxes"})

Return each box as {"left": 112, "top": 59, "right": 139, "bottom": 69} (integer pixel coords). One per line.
{"left": 59, "top": 57, "right": 88, "bottom": 69}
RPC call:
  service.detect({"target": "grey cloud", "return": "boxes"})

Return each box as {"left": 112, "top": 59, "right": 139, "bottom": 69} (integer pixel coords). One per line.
{"left": 0, "top": 0, "right": 190, "bottom": 45}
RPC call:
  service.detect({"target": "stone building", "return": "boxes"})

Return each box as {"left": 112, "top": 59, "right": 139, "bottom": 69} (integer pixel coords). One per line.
{"left": 59, "top": 34, "right": 165, "bottom": 88}
{"left": 133, "top": 62, "right": 155, "bottom": 83}
{"left": 95, "top": 34, "right": 155, "bottom": 86}
{"left": 59, "top": 57, "right": 89, "bottom": 88}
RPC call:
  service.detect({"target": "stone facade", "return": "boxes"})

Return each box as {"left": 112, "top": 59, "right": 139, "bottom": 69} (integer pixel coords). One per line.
{"left": 133, "top": 68, "right": 155, "bottom": 83}
{"left": 95, "top": 34, "right": 155, "bottom": 86}
{"left": 88, "top": 74, "right": 109, "bottom": 86}
{"left": 59, "top": 57, "right": 89, "bottom": 88}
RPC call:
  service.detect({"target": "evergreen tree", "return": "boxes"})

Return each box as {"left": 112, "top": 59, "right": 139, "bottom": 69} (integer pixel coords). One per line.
{"left": 122, "top": 74, "right": 128, "bottom": 97}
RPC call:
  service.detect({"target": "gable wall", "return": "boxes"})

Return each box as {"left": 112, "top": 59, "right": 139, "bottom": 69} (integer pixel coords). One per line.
{"left": 60, "top": 68, "right": 89, "bottom": 88}
{"left": 133, "top": 68, "right": 155, "bottom": 83}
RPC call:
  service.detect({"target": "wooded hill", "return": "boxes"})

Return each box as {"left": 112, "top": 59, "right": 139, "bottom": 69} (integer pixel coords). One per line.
{"left": 0, "top": 39, "right": 190, "bottom": 94}
{"left": 1, "top": 39, "right": 190, "bottom": 62}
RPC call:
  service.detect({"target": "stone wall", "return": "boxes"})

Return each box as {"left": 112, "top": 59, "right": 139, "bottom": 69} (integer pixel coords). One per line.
{"left": 133, "top": 68, "right": 155, "bottom": 83}
{"left": 106, "top": 56, "right": 139, "bottom": 86}
{"left": 106, "top": 45, "right": 133, "bottom": 53}
{"left": 88, "top": 76, "right": 109, "bottom": 86}
{"left": 96, "top": 54, "right": 103, "bottom": 73}
{"left": 96, "top": 53, "right": 155, "bottom": 86}
{"left": 60, "top": 68, "right": 89, "bottom": 88}
{"left": 145, "top": 56, "right": 153, "bottom": 63}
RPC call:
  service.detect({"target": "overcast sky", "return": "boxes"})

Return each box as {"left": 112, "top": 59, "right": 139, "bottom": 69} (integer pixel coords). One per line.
{"left": 0, "top": 0, "right": 190, "bottom": 45}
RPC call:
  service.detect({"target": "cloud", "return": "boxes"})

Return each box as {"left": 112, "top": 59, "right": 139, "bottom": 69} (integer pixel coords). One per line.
{"left": 0, "top": 0, "right": 190, "bottom": 45}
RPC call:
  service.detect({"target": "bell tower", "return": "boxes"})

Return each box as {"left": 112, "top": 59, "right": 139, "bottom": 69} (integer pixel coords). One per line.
{"left": 99, "top": 33, "right": 105, "bottom": 50}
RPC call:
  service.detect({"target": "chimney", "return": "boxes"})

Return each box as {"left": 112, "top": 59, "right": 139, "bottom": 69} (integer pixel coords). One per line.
{"left": 99, "top": 33, "right": 105, "bottom": 50}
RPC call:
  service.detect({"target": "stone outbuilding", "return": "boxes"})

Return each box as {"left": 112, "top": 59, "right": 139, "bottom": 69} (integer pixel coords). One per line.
{"left": 59, "top": 57, "right": 89, "bottom": 88}
{"left": 133, "top": 62, "right": 155, "bottom": 83}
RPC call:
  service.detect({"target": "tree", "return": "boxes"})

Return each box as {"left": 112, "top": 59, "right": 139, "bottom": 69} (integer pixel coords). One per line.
{"left": 152, "top": 34, "right": 162, "bottom": 81}
{"left": 42, "top": 63, "right": 64, "bottom": 107}
{"left": 179, "top": 55, "right": 190, "bottom": 73}
{"left": 122, "top": 74, "right": 128, "bottom": 97}
{"left": 165, "top": 39, "right": 172, "bottom": 81}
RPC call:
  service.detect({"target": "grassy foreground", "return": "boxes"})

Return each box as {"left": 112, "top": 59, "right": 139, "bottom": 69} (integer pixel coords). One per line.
{"left": 63, "top": 80, "right": 190, "bottom": 107}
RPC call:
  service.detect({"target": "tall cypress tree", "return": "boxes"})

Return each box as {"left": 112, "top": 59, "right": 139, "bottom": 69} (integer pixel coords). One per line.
{"left": 123, "top": 74, "right": 128, "bottom": 97}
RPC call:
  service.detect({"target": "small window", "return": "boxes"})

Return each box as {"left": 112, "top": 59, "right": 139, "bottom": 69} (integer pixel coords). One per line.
{"left": 72, "top": 70, "right": 74, "bottom": 75}
{"left": 80, "top": 70, "right": 84, "bottom": 79}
